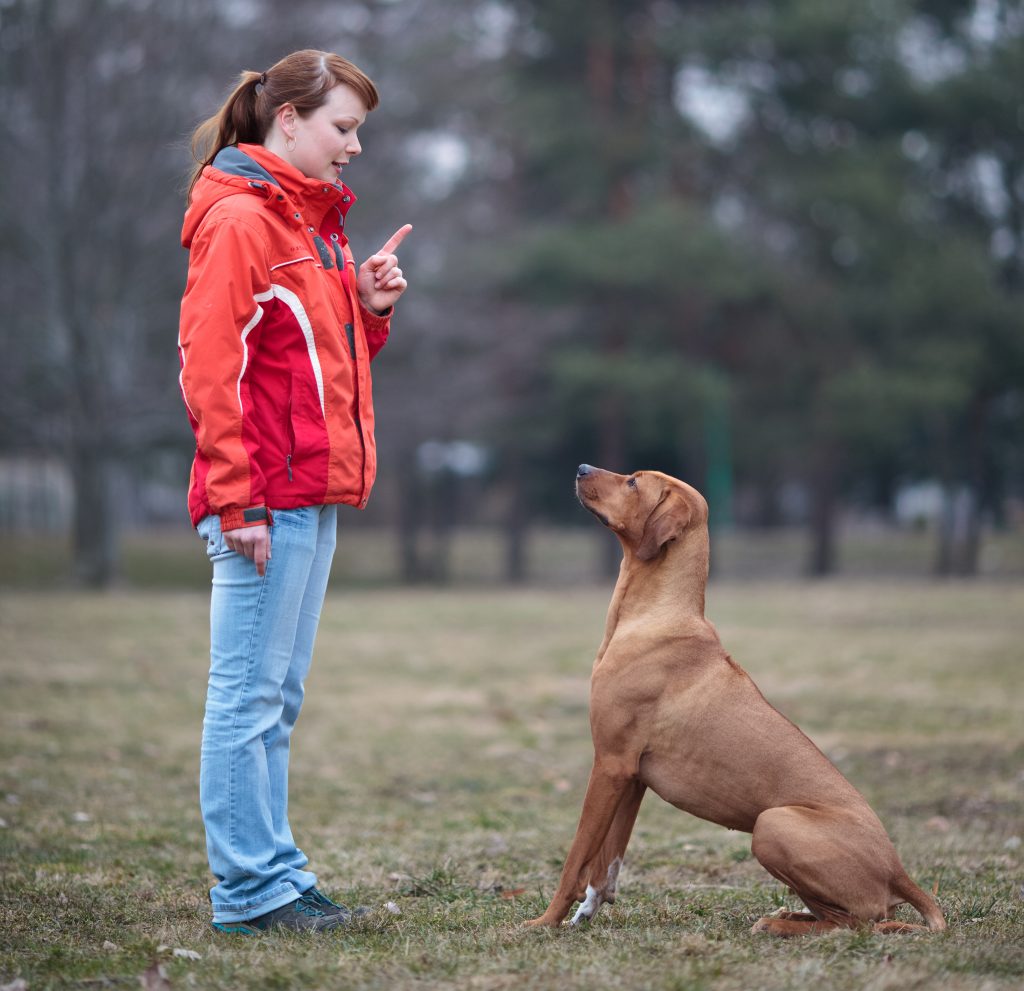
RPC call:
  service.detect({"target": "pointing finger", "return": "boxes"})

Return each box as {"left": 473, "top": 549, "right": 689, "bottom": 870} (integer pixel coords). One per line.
{"left": 377, "top": 224, "right": 412, "bottom": 255}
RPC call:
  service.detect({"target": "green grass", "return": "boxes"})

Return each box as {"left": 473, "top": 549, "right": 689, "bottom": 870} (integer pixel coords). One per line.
{"left": 1, "top": 581, "right": 1022, "bottom": 989}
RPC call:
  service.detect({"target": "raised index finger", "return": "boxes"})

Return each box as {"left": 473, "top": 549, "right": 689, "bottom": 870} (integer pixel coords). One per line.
{"left": 377, "top": 224, "right": 413, "bottom": 255}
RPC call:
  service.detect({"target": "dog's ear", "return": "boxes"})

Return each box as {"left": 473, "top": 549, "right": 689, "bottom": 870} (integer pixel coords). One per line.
{"left": 635, "top": 495, "right": 692, "bottom": 561}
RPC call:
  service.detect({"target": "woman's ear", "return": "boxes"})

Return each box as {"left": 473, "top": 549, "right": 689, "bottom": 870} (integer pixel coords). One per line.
{"left": 275, "top": 103, "right": 297, "bottom": 138}
{"left": 635, "top": 496, "right": 692, "bottom": 561}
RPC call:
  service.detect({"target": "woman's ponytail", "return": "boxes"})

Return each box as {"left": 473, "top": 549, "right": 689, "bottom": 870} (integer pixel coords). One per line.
{"left": 187, "top": 70, "right": 268, "bottom": 201}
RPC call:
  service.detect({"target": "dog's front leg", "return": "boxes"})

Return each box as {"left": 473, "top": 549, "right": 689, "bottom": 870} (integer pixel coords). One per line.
{"left": 526, "top": 761, "right": 633, "bottom": 928}
{"left": 569, "top": 779, "right": 646, "bottom": 925}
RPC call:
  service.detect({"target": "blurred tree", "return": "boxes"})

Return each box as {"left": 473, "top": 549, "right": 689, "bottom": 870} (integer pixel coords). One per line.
{"left": 462, "top": 0, "right": 765, "bottom": 577}
{"left": 0, "top": 0, "right": 228, "bottom": 584}
{"left": 678, "top": 0, "right": 1024, "bottom": 574}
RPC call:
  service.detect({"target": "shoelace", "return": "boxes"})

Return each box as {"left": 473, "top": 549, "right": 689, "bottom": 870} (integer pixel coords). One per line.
{"left": 294, "top": 896, "right": 326, "bottom": 917}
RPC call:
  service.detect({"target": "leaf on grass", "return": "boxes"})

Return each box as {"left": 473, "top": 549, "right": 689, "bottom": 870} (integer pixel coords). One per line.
{"left": 384, "top": 901, "right": 402, "bottom": 915}
{"left": 157, "top": 945, "right": 201, "bottom": 961}
{"left": 500, "top": 888, "right": 527, "bottom": 899}
{"left": 139, "top": 961, "right": 172, "bottom": 990}
{"left": 1, "top": 979, "right": 29, "bottom": 991}
{"left": 102, "top": 940, "right": 121, "bottom": 952}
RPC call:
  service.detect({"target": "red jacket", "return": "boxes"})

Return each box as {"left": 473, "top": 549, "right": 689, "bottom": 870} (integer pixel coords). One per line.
{"left": 179, "top": 143, "right": 391, "bottom": 530}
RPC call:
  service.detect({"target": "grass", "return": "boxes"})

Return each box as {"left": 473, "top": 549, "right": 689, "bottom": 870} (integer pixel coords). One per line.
{"left": 1, "top": 522, "right": 1023, "bottom": 589}
{"left": 1, "top": 579, "right": 1022, "bottom": 990}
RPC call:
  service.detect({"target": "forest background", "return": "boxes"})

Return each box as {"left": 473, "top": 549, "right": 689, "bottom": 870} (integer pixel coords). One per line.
{"left": 2, "top": 0, "right": 1023, "bottom": 587}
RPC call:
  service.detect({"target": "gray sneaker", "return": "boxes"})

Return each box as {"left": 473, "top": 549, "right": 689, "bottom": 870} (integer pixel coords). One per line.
{"left": 211, "top": 894, "right": 345, "bottom": 935}
{"left": 302, "top": 885, "right": 370, "bottom": 920}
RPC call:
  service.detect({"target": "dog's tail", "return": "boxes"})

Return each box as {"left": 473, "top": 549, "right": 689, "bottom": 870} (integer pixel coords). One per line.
{"left": 895, "top": 873, "right": 947, "bottom": 931}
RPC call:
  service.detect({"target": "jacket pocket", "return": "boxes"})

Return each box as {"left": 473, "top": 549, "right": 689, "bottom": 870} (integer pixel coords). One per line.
{"left": 286, "top": 369, "right": 330, "bottom": 480}
{"left": 285, "top": 391, "right": 296, "bottom": 482}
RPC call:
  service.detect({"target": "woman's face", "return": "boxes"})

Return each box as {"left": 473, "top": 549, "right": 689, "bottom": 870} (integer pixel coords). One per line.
{"left": 283, "top": 83, "right": 367, "bottom": 184}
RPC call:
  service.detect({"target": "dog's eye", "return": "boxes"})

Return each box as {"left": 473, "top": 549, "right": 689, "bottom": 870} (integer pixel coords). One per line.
{"left": 627, "top": 477, "right": 637, "bottom": 489}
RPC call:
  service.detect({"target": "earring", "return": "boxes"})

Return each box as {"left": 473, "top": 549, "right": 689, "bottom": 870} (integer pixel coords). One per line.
{"left": 285, "top": 135, "right": 296, "bottom": 153}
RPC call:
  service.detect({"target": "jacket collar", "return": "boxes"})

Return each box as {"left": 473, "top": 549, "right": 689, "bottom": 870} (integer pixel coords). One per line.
{"left": 219, "top": 143, "right": 357, "bottom": 226}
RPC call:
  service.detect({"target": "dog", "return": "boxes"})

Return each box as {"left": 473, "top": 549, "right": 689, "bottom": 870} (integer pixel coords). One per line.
{"left": 525, "top": 465, "right": 945, "bottom": 936}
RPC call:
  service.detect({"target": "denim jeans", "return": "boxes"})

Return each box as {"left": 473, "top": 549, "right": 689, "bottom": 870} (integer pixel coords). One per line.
{"left": 196, "top": 505, "right": 337, "bottom": 923}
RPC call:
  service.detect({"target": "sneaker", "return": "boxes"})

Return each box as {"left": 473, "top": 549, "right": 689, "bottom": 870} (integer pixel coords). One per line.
{"left": 211, "top": 894, "right": 346, "bottom": 935}
{"left": 302, "top": 886, "right": 370, "bottom": 920}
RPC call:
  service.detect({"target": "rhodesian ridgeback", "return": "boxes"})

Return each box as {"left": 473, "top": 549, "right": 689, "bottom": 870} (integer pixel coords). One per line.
{"left": 526, "top": 465, "right": 945, "bottom": 936}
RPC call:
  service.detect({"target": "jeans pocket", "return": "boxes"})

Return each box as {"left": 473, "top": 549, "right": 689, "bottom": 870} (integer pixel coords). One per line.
{"left": 268, "top": 506, "right": 315, "bottom": 530}
{"left": 197, "top": 514, "right": 230, "bottom": 561}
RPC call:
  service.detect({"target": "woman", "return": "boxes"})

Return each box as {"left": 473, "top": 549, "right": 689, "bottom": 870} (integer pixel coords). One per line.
{"left": 178, "top": 49, "right": 410, "bottom": 934}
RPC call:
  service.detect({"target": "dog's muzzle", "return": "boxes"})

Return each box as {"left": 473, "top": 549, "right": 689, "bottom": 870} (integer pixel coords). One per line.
{"left": 575, "top": 466, "right": 609, "bottom": 526}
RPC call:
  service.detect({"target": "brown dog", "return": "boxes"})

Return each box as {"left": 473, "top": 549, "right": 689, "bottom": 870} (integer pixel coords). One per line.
{"left": 526, "top": 465, "right": 945, "bottom": 936}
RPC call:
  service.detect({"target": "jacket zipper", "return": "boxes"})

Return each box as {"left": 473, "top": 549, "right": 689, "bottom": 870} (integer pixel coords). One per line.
{"left": 286, "top": 393, "right": 295, "bottom": 482}
{"left": 344, "top": 320, "right": 368, "bottom": 499}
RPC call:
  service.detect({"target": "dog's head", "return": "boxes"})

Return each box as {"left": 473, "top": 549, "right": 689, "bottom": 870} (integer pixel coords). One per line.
{"left": 575, "top": 465, "right": 708, "bottom": 561}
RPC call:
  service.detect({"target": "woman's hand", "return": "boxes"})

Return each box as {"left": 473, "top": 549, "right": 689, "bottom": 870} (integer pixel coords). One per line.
{"left": 223, "top": 524, "right": 270, "bottom": 576}
{"left": 357, "top": 224, "right": 412, "bottom": 314}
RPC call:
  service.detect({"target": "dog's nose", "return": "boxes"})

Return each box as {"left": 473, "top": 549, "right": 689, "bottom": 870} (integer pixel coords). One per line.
{"left": 577, "top": 464, "right": 593, "bottom": 478}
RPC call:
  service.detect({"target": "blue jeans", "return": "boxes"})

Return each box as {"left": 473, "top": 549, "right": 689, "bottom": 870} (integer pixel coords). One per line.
{"left": 196, "top": 505, "right": 337, "bottom": 923}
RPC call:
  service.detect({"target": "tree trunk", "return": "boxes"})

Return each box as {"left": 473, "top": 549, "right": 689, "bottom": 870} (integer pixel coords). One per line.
{"left": 397, "top": 451, "right": 424, "bottom": 583}
{"left": 935, "top": 485, "right": 980, "bottom": 577}
{"left": 427, "top": 470, "right": 455, "bottom": 584}
{"left": 69, "top": 433, "right": 117, "bottom": 587}
{"left": 806, "top": 442, "right": 839, "bottom": 577}
{"left": 932, "top": 400, "right": 985, "bottom": 578}
{"left": 954, "top": 397, "right": 988, "bottom": 576}
{"left": 503, "top": 450, "right": 528, "bottom": 584}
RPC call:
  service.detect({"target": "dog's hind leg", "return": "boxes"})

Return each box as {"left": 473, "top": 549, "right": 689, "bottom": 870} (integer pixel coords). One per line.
{"left": 750, "top": 914, "right": 841, "bottom": 937}
{"left": 750, "top": 805, "right": 898, "bottom": 936}
{"left": 570, "top": 780, "right": 646, "bottom": 925}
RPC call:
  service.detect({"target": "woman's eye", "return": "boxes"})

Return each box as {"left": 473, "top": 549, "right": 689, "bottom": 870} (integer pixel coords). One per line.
{"left": 336, "top": 126, "right": 349, "bottom": 135}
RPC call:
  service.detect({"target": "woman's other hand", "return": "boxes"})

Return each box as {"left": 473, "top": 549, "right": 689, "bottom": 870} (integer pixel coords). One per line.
{"left": 222, "top": 523, "right": 271, "bottom": 576}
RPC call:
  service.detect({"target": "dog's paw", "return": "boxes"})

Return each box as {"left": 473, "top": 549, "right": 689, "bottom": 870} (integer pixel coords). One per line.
{"left": 569, "top": 884, "right": 604, "bottom": 926}
{"left": 523, "top": 915, "right": 559, "bottom": 929}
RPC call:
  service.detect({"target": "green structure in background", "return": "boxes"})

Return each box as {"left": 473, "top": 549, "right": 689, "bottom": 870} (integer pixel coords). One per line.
{"left": 703, "top": 372, "right": 733, "bottom": 531}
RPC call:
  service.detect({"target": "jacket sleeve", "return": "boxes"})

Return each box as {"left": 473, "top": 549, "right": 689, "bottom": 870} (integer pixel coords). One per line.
{"left": 179, "top": 215, "right": 273, "bottom": 531}
{"left": 342, "top": 240, "right": 392, "bottom": 360}
{"left": 360, "top": 302, "right": 391, "bottom": 361}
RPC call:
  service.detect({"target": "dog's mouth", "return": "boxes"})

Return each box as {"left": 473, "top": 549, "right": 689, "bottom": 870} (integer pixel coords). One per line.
{"left": 579, "top": 496, "right": 610, "bottom": 527}
{"left": 576, "top": 480, "right": 610, "bottom": 526}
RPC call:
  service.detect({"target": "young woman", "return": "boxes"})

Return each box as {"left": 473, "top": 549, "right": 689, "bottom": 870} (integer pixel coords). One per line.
{"left": 178, "top": 49, "right": 410, "bottom": 934}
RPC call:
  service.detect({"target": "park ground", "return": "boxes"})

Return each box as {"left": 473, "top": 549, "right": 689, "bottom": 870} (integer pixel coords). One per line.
{"left": 1, "top": 569, "right": 1022, "bottom": 990}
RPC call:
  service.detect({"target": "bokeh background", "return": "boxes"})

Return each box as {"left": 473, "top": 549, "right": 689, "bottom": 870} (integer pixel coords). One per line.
{"left": 2, "top": 0, "right": 1023, "bottom": 587}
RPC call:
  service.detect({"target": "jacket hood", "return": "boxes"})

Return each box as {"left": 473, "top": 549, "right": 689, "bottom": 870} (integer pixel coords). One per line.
{"left": 182, "top": 143, "right": 357, "bottom": 249}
